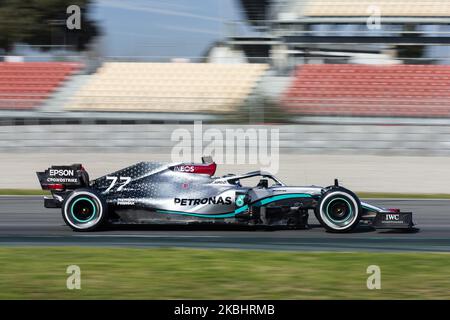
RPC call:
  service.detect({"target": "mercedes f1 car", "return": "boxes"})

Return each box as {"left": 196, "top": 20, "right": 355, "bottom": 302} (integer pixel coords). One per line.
{"left": 37, "top": 157, "right": 415, "bottom": 232}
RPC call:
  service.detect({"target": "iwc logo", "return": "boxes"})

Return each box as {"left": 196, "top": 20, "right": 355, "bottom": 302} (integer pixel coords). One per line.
{"left": 385, "top": 214, "right": 400, "bottom": 221}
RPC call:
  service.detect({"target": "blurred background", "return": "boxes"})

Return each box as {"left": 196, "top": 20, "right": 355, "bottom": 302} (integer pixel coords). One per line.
{"left": 2, "top": 0, "right": 450, "bottom": 193}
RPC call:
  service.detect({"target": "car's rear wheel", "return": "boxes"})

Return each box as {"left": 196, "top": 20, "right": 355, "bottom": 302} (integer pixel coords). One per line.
{"left": 315, "top": 187, "right": 361, "bottom": 233}
{"left": 62, "top": 189, "right": 107, "bottom": 232}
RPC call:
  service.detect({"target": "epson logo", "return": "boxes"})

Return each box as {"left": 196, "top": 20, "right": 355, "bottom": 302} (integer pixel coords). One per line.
{"left": 386, "top": 214, "right": 400, "bottom": 221}
{"left": 49, "top": 169, "right": 74, "bottom": 177}
{"left": 175, "top": 196, "right": 232, "bottom": 206}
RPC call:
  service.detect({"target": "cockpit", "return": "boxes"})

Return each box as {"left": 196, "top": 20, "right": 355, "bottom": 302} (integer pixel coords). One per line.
{"left": 215, "top": 171, "right": 285, "bottom": 188}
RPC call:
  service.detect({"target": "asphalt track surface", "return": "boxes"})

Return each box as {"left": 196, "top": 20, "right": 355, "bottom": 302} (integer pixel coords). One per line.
{"left": 0, "top": 196, "right": 449, "bottom": 252}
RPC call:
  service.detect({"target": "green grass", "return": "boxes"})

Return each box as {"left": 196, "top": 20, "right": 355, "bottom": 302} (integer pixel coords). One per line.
{"left": 0, "top": 189, "right": 50, "bottom": 196}
{"left": 0, "top": 247, "right": 449, "bottom": 299}
{"left": 2, "top": 189, "right": 450, "bottom": 199}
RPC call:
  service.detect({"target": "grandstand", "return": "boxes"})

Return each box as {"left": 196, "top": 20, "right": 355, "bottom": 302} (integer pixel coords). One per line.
{"left": 261, "top": 0, "right": 450, "bottom": 24}
{"left": 233, "top": 0, "right": 450, "bottom": 120}
{"left": 1, "top": 1, "right": 450, "bottom": 123}
{"left": 282, "top": 64, "right": 450, "bottom": 118}
{"left": 0, "top": 62, "right": 80, "bottom": 111}
{"left": 67, "top": 62, "right": 268, "bottom": 113}
{"left": 301, "top": 0, "right": 450, "bottom": 18}
{"left": 4, "top": 0, "right": 450, "bottom": 179}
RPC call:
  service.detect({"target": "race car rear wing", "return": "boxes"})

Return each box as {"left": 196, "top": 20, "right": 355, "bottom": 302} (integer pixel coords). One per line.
{"left": 36, "top": 164, "right": 90, "bottom": 191}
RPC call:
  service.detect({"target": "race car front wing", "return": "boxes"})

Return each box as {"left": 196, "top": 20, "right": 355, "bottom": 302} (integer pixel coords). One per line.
{"left": 371, "top": 211, "right": 414, "bottom": 229}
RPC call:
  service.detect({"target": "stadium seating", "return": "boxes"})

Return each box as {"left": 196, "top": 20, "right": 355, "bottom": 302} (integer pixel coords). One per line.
{"left": 0, "top": 62, "right": 80, "bottom": 110}
{"left": 301, "top": 0, "right": 450, "bottom": 17}
{"left": 67, "top": 62, "right": 268, "bottom": 113}
{"left": 282, "top": 64, "right": 450, "bottom": 117}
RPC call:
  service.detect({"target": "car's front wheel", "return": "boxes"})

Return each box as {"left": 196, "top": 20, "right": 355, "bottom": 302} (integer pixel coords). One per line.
{"left": 315, "top": 187, "right": 361, "bottom": 233}
{"left": 62, "top": 189, "right": 107, "bottom": 231}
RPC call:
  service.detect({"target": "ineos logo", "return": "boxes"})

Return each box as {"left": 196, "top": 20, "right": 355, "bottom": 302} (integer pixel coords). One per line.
{"left": 174, "top": 165, "right": 194, "bottom": 173}
{"left": 49, "top": 169, "right": 74, "bottom": 176}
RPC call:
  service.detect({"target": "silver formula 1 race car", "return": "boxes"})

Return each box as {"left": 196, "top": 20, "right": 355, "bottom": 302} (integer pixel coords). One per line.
{"left": 37, "top": 156, "right": 415, "bottom": 232}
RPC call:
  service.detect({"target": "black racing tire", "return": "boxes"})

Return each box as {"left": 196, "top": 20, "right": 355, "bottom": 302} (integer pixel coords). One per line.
{"left": 315, "top": 187, "right": 362, "bottom": 233}
{"left": 62, "top": 188, "right": 108, "bottom": 232}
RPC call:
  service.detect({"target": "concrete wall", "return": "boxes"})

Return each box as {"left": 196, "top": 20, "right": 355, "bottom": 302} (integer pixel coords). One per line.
{"left": 2, "top": 152, "right": 450, "bottom": 193}
{"left": 1, "top": 123, "right": 450, "bottom": 155}
{"left": 1, "top": 124, "right": 450, "bottom": 192}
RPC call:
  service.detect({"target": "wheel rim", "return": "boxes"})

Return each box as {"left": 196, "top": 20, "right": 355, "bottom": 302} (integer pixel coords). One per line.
{"left": 70, "top": 197, "right": 97, "bottom": 223}
{"left": 325, "top": 198, "right": 353, "bottom": 224}
{"left": 320, "top": 192, "right": 358, "bottom": 230}
{"left": 64, "top": 192, "right": 103, "bottom": 229}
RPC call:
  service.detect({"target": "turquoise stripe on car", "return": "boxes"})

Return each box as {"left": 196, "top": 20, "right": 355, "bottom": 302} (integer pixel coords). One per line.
{"left": 255, "top": 193, "right": 312, "bottom": 206}
{"left": 156, "top": 205, "right": 248, "bottom": 219}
